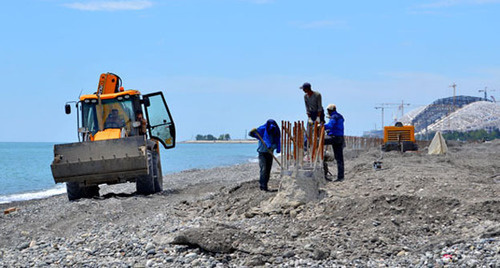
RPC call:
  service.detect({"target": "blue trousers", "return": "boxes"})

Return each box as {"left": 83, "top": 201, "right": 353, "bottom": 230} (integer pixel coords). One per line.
{"left": 258, "top": 152, "right": 273, "bottom": 190}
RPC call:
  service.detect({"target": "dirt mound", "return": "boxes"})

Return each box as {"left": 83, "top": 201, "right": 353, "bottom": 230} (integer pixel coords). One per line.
{"left": 176, "top": 141, "right": 500, "bottom": 263}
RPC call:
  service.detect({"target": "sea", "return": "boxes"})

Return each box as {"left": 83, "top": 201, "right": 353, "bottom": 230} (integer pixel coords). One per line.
{"left": 0, "top": 142, "right": 258, "bottom": 204}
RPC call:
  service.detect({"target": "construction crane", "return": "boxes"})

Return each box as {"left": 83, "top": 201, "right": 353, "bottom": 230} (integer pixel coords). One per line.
{"left": 374, "top": 106, "right": 386, "bottom": 130}
{"left": 479, "top": 87, "right": 496, "bottom": 101}
{"left": 396, "top": 100, "right": 411, "bottom": 118}
{"left": 375, "top": 101, "right": 410, "bottom": 129}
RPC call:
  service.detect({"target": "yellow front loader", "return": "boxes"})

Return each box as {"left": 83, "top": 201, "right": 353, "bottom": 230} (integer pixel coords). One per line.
{"left": 51, "top": 73, "right": 176, "bottom": 200}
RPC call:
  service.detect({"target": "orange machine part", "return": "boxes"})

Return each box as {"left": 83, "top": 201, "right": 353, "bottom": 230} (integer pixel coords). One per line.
{"left": 79, "top": 90, "right": 140, "bottom": 101}
{"left": 383, "top": 126, "right": 416, "bottom": 143}
{"left": 97, "top": 73, "right": 120, "bottom": 95}
{"left": 92, "top": 129, "right": 122, "bottom": 141}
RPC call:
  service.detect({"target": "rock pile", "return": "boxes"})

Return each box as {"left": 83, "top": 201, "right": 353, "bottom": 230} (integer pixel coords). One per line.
{"left": 257, "top": 168, "right": 325, "bottom": 215}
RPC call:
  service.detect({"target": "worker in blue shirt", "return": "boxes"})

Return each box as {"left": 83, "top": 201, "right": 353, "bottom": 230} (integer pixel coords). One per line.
{"left": 324, "top": 104, "right": 345, "bottom": 182}
{"left": 249, "top": 119, "right": 281, "bottom": 191}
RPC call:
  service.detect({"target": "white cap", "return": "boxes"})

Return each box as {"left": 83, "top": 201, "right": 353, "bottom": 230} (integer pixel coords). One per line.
{"left": 327, "top": 104, "right": 336, "bottom": 111}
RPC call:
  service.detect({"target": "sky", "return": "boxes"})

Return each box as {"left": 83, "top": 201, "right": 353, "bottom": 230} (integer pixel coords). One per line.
{"left": 1, "top": 0, "right": 500, "bottom": 142}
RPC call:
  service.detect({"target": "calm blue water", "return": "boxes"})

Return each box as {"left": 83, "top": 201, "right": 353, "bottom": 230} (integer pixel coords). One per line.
{"left": 0, "top": 142, "right": 258, "bottom": 203}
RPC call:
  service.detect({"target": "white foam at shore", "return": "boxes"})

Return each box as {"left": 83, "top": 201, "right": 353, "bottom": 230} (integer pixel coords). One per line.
{"left": 247, "top": 154, "right": 280, "bottom": 163}
{"left": 248, "top": 157, "right": 259, "bottom": 163}
{"left": 1, "top": 158, "right": 260, "bottom": 204}
{"left": 0, "top": 185, "right": 66, "bottom": 204}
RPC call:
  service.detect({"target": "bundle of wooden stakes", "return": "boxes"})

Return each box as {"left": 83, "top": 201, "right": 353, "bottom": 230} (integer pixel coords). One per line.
{"left": 281, "top": 121, "right": 325, "bottom": 171}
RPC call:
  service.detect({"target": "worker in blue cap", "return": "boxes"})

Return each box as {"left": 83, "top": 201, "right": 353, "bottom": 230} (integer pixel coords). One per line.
{"left": 249, "top": 119, "right": 281, "bottom": 191}
{"left": 301, "top": 82, "right": 325, "bottom": 124}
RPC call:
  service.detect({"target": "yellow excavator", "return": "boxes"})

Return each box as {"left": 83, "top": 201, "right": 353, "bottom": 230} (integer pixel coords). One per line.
{"left": 51, "top": 73, "right": 176, "bottom": 200}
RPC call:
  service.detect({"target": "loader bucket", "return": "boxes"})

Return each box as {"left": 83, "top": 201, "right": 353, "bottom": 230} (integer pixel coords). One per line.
{"left": 51, "top": 136, "right": 149, "bottom": 185}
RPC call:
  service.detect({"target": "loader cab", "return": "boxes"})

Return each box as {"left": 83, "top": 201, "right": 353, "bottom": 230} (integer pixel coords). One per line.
{"left": 77, "top": 90, "right": 176, "bottom": 149}
{"left": 79, "top": 92, "right": 142, "bottom": 141}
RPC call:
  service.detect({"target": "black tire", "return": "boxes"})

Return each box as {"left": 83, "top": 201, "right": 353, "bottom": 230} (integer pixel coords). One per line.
{"left": 402, "top": 141, "right": 418, "bottom": 152}
{"left": 382, "top": 142, "right": 400, "bottom": 152}
{"left": 152, "top": 151, "right": 163, "bottom": 193}
{"left": 66, "top": 182, "right": 82, "bottom": 201}
{"left": 136, "top": 151, "right": 155, "bottom": 195}
{"left": 84, "top": 185, "right": 100, "bottom": 198}
{"left": 66, "top": 182, "right": 99, "bottom": 201}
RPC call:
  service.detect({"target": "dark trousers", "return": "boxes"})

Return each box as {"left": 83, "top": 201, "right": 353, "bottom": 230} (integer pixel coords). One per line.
{"left": 309, "top": 110, "right": 326, "bottom": 124}
{"left": 258, "top": 152, "right": 273, "bottom": 190}
{"left": 324, "top": 136, "right": 344, "bottom": 180}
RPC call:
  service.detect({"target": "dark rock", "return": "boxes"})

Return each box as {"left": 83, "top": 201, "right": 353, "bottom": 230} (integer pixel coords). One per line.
{"left": 17, "top": 242, "right": 30, "bottom": 251}
{"left": 283, "top": 250, "right": 295, "bottom": 258}
{"left": 244, "top": 255, "right": 265, "bottom": 266}
{"left": 170, "top": 223, "right": 261, "bottom": 254}
{"left": 311, "top": 249, "right": 329, "bottom": 260}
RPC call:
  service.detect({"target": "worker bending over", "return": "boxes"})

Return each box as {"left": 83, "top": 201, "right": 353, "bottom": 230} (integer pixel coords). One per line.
{"left": 250, "top": 120, "right": 281, "bottom": 191}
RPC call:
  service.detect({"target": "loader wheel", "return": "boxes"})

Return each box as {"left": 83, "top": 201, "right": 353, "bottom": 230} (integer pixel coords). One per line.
{"left": 84, "top": 185, "right": 100, "bottom": 198}
{"left": 66, "top": 182, "right": 82, "bottom": 201}
{"left": 152, "top": 151, "right": 163, "bottom": 193}
{"left": 66, "top": 182, "right": 99, "bottom": 201}
{"left": 136, "top": 151, "right": 155, "bottom": 195}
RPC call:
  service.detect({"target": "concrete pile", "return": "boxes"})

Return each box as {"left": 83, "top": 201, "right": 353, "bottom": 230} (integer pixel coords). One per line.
{"left": 259, "top": 168, "right": 325, "bottom": 214}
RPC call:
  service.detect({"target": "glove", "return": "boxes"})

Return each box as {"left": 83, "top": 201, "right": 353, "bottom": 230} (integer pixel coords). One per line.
{"left": 249, "top": 128, "right": 258, "bottom": 138}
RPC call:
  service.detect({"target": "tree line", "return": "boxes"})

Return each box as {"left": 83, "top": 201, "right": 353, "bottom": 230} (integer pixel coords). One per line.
{"left": 195, "top": 134, "right": 231, "bottom": 141}
{"left": 441, "top": 128, "right": 500, "bottom": 141}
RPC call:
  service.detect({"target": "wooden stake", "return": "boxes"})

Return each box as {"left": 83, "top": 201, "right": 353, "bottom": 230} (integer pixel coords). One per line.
{"left": 298, "top": 121, "right": 302, "bottom": 168}
{"left": 287, "top": 122, "right": 291, "bottom": 168}
{"left": 306, "top": 122, "right": 311, "bottom": 159}
{"left": 313, "top": 125, "right": 325, "bottom": 169}
{"left": 300, "top": 121, "right": 305, "bottom": 167}
{"left": 319, "top": 125, "right": 325, "bottom": 161}
{"left": 282, "top": 122, "right": 285, "bottom": 169}
{"left": 286, "top": 122, "right": 289, "bottom": 169}
{"left": 312, "top": 121, "right": 318, "bottom": 163}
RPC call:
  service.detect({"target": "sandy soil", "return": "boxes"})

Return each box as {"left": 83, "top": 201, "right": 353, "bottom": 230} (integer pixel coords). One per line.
{"left": 0, "top": 140, "right": 499, "bottom": 267}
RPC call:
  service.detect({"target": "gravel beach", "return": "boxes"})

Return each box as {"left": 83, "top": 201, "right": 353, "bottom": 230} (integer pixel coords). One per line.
{"left": 1, "top": 141, "right": 499, "bottom": 267}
